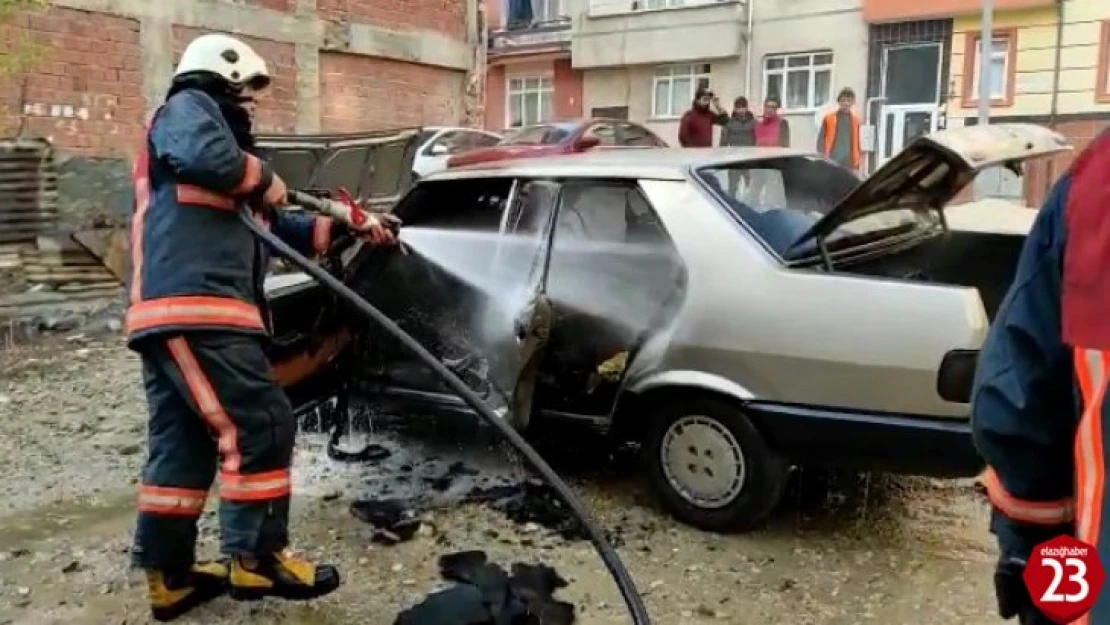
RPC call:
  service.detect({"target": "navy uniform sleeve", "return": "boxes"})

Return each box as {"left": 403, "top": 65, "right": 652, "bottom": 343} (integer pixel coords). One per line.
{"left": 270, "top": 210, "right": 335, "bottom": 258}
{"left": 971, "top": 175, "right": 1077, "bottom": 561}
{"left": 149, "top": 90, "right": 274, "bottom": 199}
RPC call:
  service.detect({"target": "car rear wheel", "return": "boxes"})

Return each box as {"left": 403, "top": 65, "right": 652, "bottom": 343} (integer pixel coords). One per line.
{"left": 644, "top": 395, "right": 788, "bottom": 532}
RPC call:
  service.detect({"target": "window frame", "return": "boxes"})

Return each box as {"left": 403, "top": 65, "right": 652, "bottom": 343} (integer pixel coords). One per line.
{"left": 1097, "top": 21, "right": 1110, "bottom": 103}
{"left": 761, "top": 50, "right": 835, "bottom": 113}
{"left": 650, "top": 63, "right": 712, "bottom": 119}
{"left": 961, "top": 28, "right": 1017, "bottom": 108}
{"left": 506, "top": 75, "right": 555, "bottom": 129}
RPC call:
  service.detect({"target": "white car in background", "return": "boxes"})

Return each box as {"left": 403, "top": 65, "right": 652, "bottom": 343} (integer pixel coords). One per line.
{"left": 412, "top": 127, "right": 503, "bottom": 180}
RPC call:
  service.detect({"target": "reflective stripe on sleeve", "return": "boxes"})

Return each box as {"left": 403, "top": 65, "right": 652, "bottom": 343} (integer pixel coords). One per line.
{"left": 176, "top": 184, "right": 236, "bottom": 211}
{"left": 312, "top": 217, "right": 333, "bottom": 255}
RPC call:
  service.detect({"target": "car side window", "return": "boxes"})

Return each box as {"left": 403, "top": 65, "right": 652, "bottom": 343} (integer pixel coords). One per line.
{"left": 470, "top": 132, "right": 502, "bottom": 148}
{"left": 547, "top": 180, "right": 681, "bottom": 330}
{"left": 424, "top": 131, "right": 462, "bottom": 156}
{"left": 618, "top": 123, "right": 658, "bottom": 147}
{"left": 582, "top": 123, "right": 617, "bottom": 146}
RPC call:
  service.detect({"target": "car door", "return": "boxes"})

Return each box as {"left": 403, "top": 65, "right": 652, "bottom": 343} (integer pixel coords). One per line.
{"left": 483, "top": 179, "right": 561, "bottom": 429}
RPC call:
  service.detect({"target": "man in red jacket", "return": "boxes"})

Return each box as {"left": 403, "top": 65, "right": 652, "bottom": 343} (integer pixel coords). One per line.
{"left": 678, "top": 88, "right": 728, "bottom": 147}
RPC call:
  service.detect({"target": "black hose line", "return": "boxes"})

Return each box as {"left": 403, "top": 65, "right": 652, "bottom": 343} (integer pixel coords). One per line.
{"left": 241, "top": 208, "right": 652, "bottom": 625}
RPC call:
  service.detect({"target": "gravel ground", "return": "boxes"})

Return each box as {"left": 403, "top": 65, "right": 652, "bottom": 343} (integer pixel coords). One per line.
{"left": 0, "top": 336, "right": 1000, "bottom": 625}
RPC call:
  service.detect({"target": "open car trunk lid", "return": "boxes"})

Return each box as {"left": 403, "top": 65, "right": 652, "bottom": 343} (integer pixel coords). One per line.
{"left": 254, "top": 127, "right": 423, "bottom": 211}
{"left": 784, "top": 123, "right": 1070, "bottom": 256}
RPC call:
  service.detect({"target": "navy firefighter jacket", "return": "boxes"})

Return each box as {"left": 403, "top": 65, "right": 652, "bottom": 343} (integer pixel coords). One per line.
{"left": 125, "top": 88, "right": 336, "bottom": 347}
{"left": 971, "top": 172, "right": 1077, "bottom": 560}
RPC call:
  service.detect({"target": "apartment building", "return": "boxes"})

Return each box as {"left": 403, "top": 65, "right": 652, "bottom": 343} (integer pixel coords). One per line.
{"left": 482, "top": 0, "right": 869, "bottom": 149}
{"left": 945, "top": 0, "right": 1110, "bottom": 204}
{"left": 483, "top": 0, "right": 583, "bottom": 131}
{"left": 862, "top": 0, "right": 1110, "bottom": 204}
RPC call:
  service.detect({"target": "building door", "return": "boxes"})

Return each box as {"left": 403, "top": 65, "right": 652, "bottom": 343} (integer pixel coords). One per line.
{"left": 877, "top": 104, "right": 939, "bottom": 164}
{"left": 877, "top": 43, "right": 942, "bottom": 166}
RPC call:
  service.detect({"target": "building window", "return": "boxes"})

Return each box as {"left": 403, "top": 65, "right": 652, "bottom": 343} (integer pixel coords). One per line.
{"left": 961, "top": 29, "right": 1017, "bottom": 107}
{"left": 1098, "top": 21, "right": 1110, "bottom": 103}
{"left": 507, "top": 76, "right": 554, "bottom": 128}
{"left": 763, "top": 51, "right": 834, "bottom": 112}
{"left": 636, "top": 0, "right": 723, "bottom": 9}
{"left": 534, "top": 0, "right": 564, "bottom": 22}
{"left": 651, "top": 63, "right": 711, "bottom": 118}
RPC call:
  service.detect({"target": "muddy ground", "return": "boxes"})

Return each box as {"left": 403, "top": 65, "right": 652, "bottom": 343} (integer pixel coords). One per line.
{"left": 0, "top": 336, "right": 999, "bottom": 625}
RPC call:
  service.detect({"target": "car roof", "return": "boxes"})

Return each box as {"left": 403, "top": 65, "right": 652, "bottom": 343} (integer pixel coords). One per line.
{"left": 426, "top": 147, "right": 815, "bottom": 181}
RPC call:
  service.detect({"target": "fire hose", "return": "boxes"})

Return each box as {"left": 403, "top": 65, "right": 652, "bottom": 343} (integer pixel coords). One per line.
{"left": 241, "top": 192, "right": 652, "bottom": 625}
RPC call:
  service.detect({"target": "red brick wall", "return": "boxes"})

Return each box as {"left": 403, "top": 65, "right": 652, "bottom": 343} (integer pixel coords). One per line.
{"left": 317, "top": 0, "right": 466, "bottom": 40}
{"left": 319, "top": 52, "right": 463, "bottom": 131}
{"left": 171, "top": 27, "right": 298, "bottom": 134}
{"left": 0, "top": 7, "right": 143, "bottom": 157}
{"left": 246, "top": 0, "right": 294, "bottom": 11}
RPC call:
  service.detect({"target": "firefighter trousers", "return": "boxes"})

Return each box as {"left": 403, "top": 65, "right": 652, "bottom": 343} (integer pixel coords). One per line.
{"left": 131, "top": 331, "right": 296, "bottom": 571}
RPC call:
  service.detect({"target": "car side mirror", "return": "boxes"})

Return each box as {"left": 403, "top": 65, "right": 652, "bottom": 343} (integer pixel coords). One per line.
{"left": 430, "top": 144, "right": 450, "bottom": 156}
{"left": 573, "top": 136, "right": 601, "bottom": 152}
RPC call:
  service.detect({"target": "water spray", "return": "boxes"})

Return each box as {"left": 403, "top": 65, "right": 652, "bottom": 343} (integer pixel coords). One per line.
{"left": 242, "top": 196, "right": 652, "bottom": 625}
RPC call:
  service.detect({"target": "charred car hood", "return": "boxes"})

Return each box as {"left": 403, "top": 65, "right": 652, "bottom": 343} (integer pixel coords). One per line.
{"left": 255, "top": 128, "right": 422, "bottom": 210}
{"left": 785, "top": 123, "right": 1070, "bottom": 255}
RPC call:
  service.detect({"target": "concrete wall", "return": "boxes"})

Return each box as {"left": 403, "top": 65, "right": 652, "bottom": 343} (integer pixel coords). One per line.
{"left": 580, "top": 58, "right": 744, "bottom": 146}
{"left": 749, "top": 0, "right": 869, "bottom": 151}
{"left": 0, "top": 0, "right": 480, "bottom": 158}
{"left": 571, "top": 0, "right": 746, "bottom": 68}
{"left": 947, "top": 1, "right": 1110, "bottom": 120}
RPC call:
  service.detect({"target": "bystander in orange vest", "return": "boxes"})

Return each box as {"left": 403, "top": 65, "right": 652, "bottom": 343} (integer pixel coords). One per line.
{"left": 817, "top": 87, "right": 862, "bottom": 172}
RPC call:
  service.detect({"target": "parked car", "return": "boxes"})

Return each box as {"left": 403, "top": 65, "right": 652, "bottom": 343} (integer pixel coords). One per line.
{"left": 75, "top": 123, "right": 1068, "bottom": 533}
{"left": 446, "top": 118, "right": 668, "bottom": 168}
{"left": 253, "top": 123, "right": 1069, "bottom": 532}
{"left": 412, "top": 126, "right": 503, "bottom": 180}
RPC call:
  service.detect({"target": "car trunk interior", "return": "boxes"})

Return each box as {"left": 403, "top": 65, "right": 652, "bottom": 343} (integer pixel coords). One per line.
{"left": 834, "top": 229, "right": 1026, "bottom": 321}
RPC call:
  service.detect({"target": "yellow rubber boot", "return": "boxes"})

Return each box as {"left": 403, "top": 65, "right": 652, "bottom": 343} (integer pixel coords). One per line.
{"left": 229, "top": 549, "right": 341, "bottom": 602}
{"left": 147, "top": 561, "right": 229, "bottom": 622}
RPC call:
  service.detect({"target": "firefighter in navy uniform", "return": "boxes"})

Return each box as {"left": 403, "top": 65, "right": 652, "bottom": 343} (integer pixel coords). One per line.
{"left": 972, "top": 129, "right": 1110, "bottom": 625}
{"left": 128, "top": 34, "right": 396, "bottom": 621}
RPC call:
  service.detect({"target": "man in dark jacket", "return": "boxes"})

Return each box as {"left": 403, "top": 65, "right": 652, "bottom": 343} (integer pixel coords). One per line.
{"left": 972, "top": 129, "right": 1110, "bottom": 625}
{"left": 129, "top": 33, "right": 396, "bottom": 621}
{"left": 720, "top": 96, "right": 756, "bottom": 196}
{"left": 677, "top": 87, "right": 728, "bottom": 148}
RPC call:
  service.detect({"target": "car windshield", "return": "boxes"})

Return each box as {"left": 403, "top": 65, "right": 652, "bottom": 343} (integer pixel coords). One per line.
{"left": 501, "top": 123, "right": 575, "bottom": 146}
{"left": 695, "top": 157, "right": 937, "bottom": 258}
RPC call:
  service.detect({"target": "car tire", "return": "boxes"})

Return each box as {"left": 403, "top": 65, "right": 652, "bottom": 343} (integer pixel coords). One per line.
{"left": 643, "top": 395, "right": 788, "bottom": 533}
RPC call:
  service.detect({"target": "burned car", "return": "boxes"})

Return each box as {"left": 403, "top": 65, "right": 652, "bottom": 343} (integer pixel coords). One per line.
{"left": 80, "top": 124, "right": 1068, "bottom": 533}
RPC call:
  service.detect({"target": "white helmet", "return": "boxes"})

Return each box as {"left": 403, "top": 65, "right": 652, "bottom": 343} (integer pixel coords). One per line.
{"left": 174, "top": 34, "right": 271, "bottom": 89}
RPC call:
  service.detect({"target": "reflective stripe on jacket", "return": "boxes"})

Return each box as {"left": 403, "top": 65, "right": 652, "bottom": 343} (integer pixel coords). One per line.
{"left": 819, "top": 110, "right": 861, "bottom": 169}
{"left": 127, "top": 88, "right": 335, "bottom": 345}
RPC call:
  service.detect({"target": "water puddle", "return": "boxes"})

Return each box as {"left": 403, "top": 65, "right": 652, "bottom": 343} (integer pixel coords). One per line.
{"left": 0, "top": 491, "right": 134, "bottom": 550}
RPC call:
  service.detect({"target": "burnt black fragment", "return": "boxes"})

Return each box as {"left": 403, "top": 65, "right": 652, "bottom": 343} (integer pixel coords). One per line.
{"left": 424, "top": 460, "right": 482, "bottom": 492}
{"left": 466, "top": 479, "right": 587, "bottom": 541}
{"left": 349, "top": 499, "right": 423, "bottom": 545}
{"left": 394, "top": 550, "right": 576, "bottom": 625}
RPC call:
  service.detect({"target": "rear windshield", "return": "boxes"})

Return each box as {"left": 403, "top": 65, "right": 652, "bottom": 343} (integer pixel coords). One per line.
{"left": 502, "top": 124, "right": 574, "bottom": 146}
{"left": 695, "top": 157, "right": 930, "bottom": 257}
